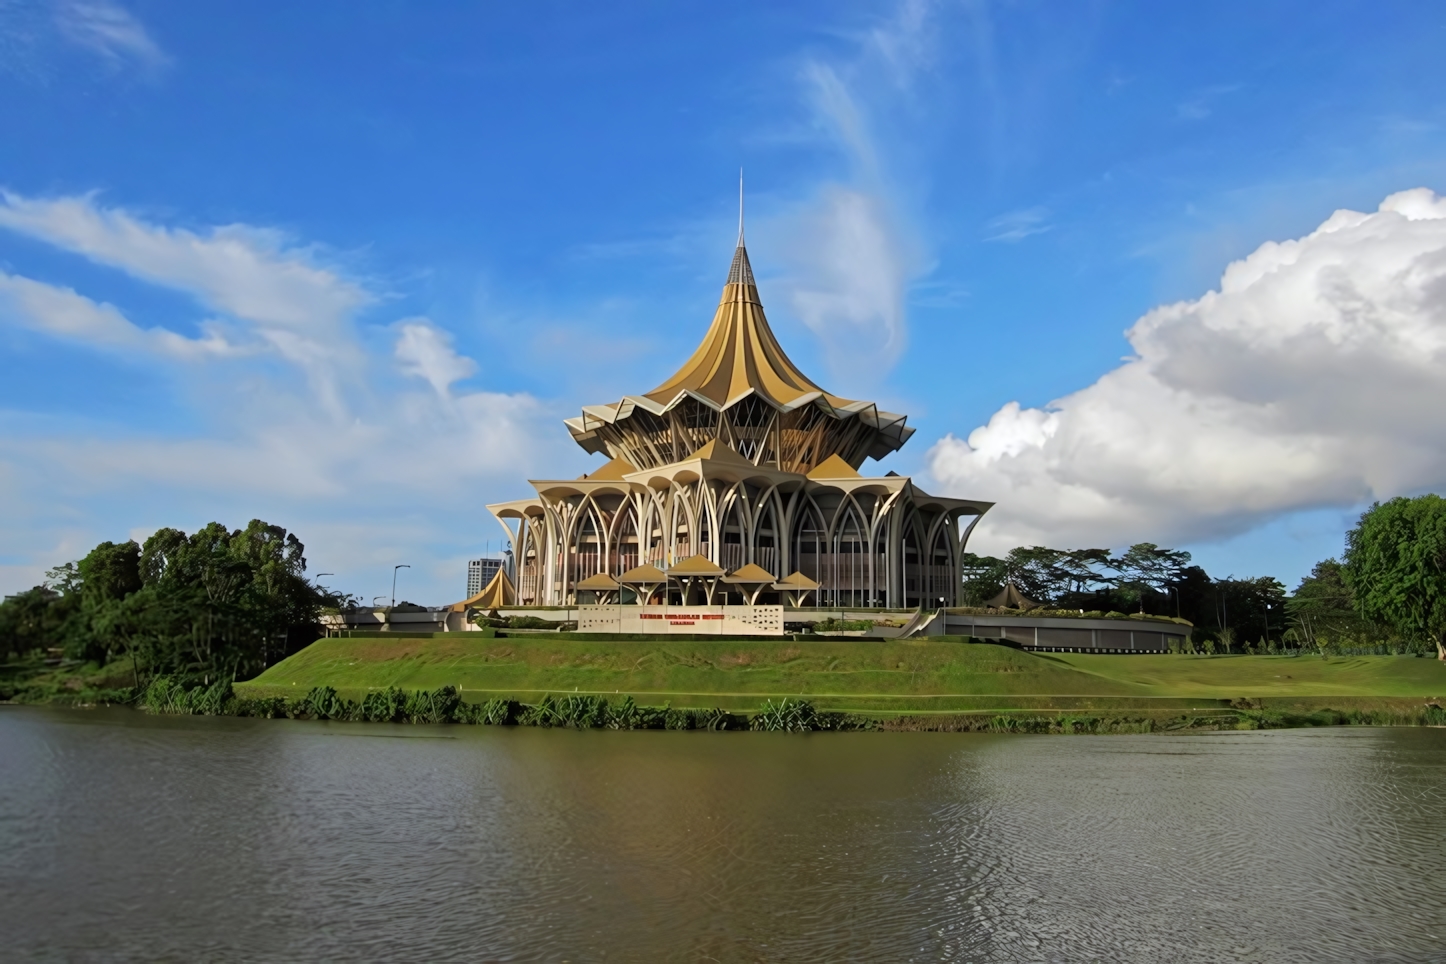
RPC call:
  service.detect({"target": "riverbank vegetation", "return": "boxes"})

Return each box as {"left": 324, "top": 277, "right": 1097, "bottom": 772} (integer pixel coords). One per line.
{"left": 138, "top": 677, "right": 863, "bottom": 730}
{"left": 136, "top": 675, "right": 1446, "bottom": 734}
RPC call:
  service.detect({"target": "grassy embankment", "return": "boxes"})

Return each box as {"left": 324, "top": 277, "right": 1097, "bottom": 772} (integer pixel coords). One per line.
{"left": 234, "top": 634, "right": 1446, "bottom": 723}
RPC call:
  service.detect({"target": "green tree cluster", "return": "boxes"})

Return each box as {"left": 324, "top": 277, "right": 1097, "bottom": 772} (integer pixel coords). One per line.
{"left": 1341, "top": 495, "right": 1446, "bottom": 660}
{"left": 0, "top": 520, "right": 338, "bottom": 683}
{"left": 962, "top": 495, "right": 1446, "bottom": 657}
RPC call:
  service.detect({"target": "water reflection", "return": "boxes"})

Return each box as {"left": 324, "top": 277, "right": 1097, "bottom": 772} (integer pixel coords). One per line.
{"left": 1, "top": 707, "right": 1442, "bottom": 962}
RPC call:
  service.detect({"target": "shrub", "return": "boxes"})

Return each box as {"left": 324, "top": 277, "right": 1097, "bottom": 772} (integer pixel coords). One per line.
{"left": 234, "top": 696, "right": 288, "bottom": 718}
{"left": 750, "top": 698, "right": 818, "bottom": 732}
{"left": 814, "top": 618, "right": 875, "bottom": 633}
{"left": 404, "top": 686, "right": 460, "bottom": 724}
{"left": 297, "top": 686, "right": 347, "bottom": 720}
{"left": 663, "top": 706, "right": 695, "bottom": 730}
{"left": 696, "top": 707, "right": 741, "bottom": 731}
{"left": 458, "top": 697, "right": 514, "bottom": 725}
{"left": 361, "top": 687, "right": 408, "bottom": 723}
{"left": 139, "top": 675, "right": 233, "bottom": 715}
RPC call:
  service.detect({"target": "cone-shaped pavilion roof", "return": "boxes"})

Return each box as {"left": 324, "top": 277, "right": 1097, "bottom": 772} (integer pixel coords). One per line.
{"left": 668, "top": 554, "right": 727, "bottom": 576}
{"left": 722, "top": 563, "right": 777, "bottom": 584}
{"left": 617, "top": 563, "right": 668, "bottom": 584}
{"left": 450, "top": 567, "right": 515, "bottom": 611}
{"left": 575, "top": 572, "right": 621, "bottom": 591}
{"left": 773, "top": 570, "right": 820, "bottom": 591}
{"left": 986, "top": 582, "right": 1041, "bottom": 611}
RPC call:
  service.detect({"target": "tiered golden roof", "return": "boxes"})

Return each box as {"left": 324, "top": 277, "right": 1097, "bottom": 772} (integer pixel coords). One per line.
{"left": 564, "top": 237, "right": 913, "bottom": 474}
{"left": 641, "top": 245, "right": 855, "bottom": 412}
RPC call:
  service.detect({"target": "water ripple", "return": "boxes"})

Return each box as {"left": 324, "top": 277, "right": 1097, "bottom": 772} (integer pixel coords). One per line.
{"left": 1, "top": 708, "right": 1443, "bottom": 962}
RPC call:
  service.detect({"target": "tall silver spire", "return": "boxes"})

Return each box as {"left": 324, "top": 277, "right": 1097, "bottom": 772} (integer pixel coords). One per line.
{"left": 726, "top": 169, "right": 756, "bottom": 286}
{"left": 737, "top": 167, "right": 745, "bottom": 246}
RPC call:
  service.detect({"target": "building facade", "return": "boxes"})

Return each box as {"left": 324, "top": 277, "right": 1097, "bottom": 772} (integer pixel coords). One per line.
{"left": 488, "top": 228, "right": 991, "bottom": 608}
{"left": 466, "top": 558, "right": 504, "bottom": 598}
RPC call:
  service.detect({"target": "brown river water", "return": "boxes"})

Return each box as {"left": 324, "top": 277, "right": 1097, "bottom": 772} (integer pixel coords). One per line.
{"left": 1, "top": 705, "right": 1443, "bottom": 962}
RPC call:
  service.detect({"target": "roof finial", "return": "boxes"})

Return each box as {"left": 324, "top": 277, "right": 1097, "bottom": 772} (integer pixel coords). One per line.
{"left": 725, "top": 170, "right": 756, "bottom": 287}
{"left": 737, "top": 167, "right": 745, "bottom": 247}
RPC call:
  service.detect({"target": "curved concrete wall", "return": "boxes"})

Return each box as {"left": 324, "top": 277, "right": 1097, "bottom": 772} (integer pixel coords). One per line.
{"left": 944, "top": 612, "right": 1190, "bottom": 653}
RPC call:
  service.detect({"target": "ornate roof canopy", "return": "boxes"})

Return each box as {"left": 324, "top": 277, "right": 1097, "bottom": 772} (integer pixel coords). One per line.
{"left": 564, "top": 232, "right": 914, "bottom": 474}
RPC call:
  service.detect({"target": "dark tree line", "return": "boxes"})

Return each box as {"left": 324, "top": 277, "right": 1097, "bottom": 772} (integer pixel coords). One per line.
{"left": 968, "top": 494, "right": 1446, "bottom": 656}
{"left": 962, "top": 543, "right": 1288, "bottom": 649}
{"left": 0, "top": 520, "right": 341, "bottom": 684}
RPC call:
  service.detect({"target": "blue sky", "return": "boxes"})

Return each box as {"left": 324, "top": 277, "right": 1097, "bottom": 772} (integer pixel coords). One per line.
{"left": 4, "top": 0, "right": 1446, "bottom": 604}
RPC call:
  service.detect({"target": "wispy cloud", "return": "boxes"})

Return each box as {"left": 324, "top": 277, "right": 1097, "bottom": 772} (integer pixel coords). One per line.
{"left": 862, "top": 0, "right": 937, "bottom": 91}
{"left": 0, "top": 189, "right": 375, "bottom": 411}
{"left": 1176, "top": 83, "right": 1242, "bottom": 121}
{"left": 0, "top": 192, "right": 570, "bottom": 599}
{"left": 0, "top": 191, "right": 368, "bottom": 332}
{"left": 0, "top": 270, "right": 238, "bottom": 358}
{"left": 769, "top": 0, "right": 943, "bottom": 384}
{"left": 785, "top": 186, "right": 914, "bottom": 376}
{"left": 394, "top": 319, "right": 477, "bottom": 396}
{"left": 54, "top": 0, "right": 168, "bottom": 71}
{"left": 985, "top": 206, "right": 1052, "bottom": 242}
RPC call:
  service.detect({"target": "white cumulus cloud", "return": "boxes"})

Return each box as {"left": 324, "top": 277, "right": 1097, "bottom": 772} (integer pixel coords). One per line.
{"left": 928, "top": 187, "right": 1446, "bottom": 553}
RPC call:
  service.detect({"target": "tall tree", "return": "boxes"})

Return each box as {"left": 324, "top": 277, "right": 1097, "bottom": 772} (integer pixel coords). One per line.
{"left": 1287, "top": 559, "right": 1381, "bottom": 649}
{"left": 960, "top": 552, "right": 1007, "bottom": 606}
{"left": 1003, "top": 546, "right": 1071, "bottom": 603}
{"left": 1343, "top": 495, "right": 1446, "bottom": 660}
{"left": 1111, "top": 544, "right": 1192, "bottom": 613}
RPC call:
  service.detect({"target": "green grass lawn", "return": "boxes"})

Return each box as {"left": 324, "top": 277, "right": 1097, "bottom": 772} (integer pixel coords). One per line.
{"left": 234, "top": 636, "right": 1446, "bottom": 714}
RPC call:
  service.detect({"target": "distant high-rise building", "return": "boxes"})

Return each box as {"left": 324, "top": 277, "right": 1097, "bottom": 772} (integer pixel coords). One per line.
{"left": 467, "top": 558, "right": 503, "bottom": 597}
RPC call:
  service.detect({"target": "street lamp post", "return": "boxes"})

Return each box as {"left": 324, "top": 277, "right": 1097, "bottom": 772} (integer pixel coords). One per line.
{"left": 313, "top": 575, "right": 334, "bottom": 637}
{"left": 392, "top": 565, "right": 411, "bottom": 608}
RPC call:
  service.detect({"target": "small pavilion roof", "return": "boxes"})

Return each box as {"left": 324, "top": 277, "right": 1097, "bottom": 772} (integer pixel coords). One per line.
{"left": 986, "top": 582, "right": 1041, "bottom": 611}
{"left": 617, "top": 563, "right": 668, "bottom": 584}
{"left": 687, "top": 439, "right": 754, "bottom": 465}
{"left": 450, "top": 568, "right": 516, "bottom": 611}
{"left": 668, "top": 554, "right": 726, "bottom": 577}
{"left": 580, "top": 456, "right": 637, "bottom": 481}
{"left": 772, "top": 570, "right": 820, "bottom": 591}
{"left": 575, "top": 572, "right": 621, "bottom": 591}
{"left": 723, "top": 563, "right": 776, "bottom": 584}
{"left": 805, "top": 453, "right": 862, "bottom": 479}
